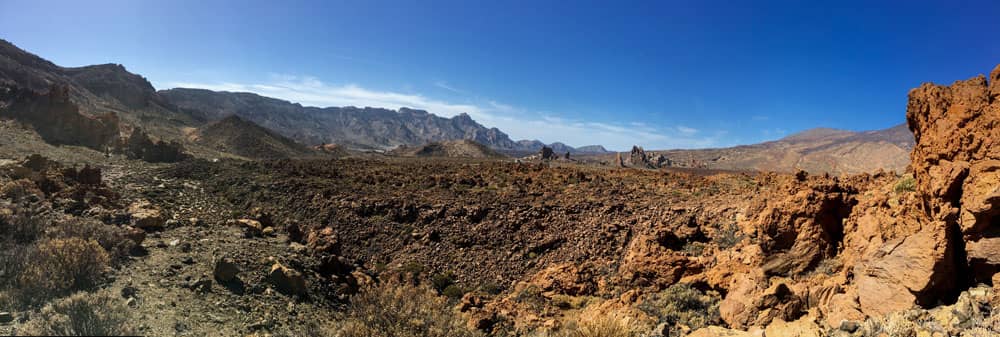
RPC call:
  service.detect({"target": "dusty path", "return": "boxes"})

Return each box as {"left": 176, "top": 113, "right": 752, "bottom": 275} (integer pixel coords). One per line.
{"left": 100, "top": 163, "right": 338, "bottom": 337}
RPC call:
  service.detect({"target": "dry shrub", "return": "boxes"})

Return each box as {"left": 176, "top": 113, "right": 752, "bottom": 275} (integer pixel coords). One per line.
{"left": 48, "top": 217, "right": 135, "bottom": 262}
{"left": 0, "top": 179, "right": 42, "bottom": 201}
{"left": 555, "top": 317, "right": 638, "bottom": 337}
{"left": 17, "top": 238, "right": 109, "bottom": 304}
{"left": 332, "top": 282, "right": 482, "bottom": 337}
{"left": 17, "top": 290, "right": 133, "bottom": 336}
{"left": 0, "top": 210, "right": 46, "bottom": 245}
{"left": 638, "top": 283, "right": 720, "bottom": 334}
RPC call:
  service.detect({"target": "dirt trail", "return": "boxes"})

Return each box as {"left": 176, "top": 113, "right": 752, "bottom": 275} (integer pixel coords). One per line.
{"left": 99, "top": 163, "right": 338, "bottom": 337}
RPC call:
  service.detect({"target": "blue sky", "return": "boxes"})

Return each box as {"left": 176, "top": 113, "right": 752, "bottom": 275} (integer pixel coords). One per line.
{"left": 2, "top": 0, "right": 999, "bottom": 150}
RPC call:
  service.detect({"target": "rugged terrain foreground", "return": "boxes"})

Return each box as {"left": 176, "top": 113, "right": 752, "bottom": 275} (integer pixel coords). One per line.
{"left": 2, "top": 38, "right": 1000, "bottom": 336}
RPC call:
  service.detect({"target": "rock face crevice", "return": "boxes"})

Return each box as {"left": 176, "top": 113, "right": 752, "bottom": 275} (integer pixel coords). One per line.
{"left": 853, "top": 64, "right": 1000, "bottom": 316}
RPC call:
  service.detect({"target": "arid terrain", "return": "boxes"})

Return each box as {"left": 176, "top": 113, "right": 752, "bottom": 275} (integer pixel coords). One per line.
{"left": 2, "top": 37, "right": 1000, "bottom": 337}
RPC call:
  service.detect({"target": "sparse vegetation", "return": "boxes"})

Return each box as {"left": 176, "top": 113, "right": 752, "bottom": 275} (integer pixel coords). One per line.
{"left": 17, "top": 238, "right": 110, "bottom": 305}
{"left": 17, "top": 290, "right": 133, "bottom": 336}
{"left": 330, "top": 282, "right": 483, "bottom": 337}
{"left": 638, "top": 283, "right": 721, "bottom": 335}
{"left": 713, "top": 223, "right": 743, "bottom": 249}
{"left": 894, "top": 174, "right": 916, "bottom": 194}
{"left": 554, "top": 317, "right": 638, "bottom": 337}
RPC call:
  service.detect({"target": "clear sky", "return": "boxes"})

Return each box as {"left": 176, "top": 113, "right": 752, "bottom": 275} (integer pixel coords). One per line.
{"left": 2, "top": 0, "right": 999, "bottom": 150}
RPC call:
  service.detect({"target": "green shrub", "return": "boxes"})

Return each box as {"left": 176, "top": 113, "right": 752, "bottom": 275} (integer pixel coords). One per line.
{"left": 431, "top": 271, "right": 456, "bottom": 293}
{"left": 714, "top": 223, "right": 743, "bottom": 249}
{"left": 894, "top": 174, "right": 916, "bottom": 194}
{"left": 17, "top": 290, "right": 133, "bottom": 336}
{"left": 442, "top": 284, "right": 466, "bottom": 299}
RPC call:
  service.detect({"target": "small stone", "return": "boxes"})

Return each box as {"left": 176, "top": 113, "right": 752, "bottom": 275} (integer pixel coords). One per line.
{"left": 236, "top": 219, "right": 264, "bottom": 237}
{"left": 262, "top": 227, "right": 275, "bottom": 236}
{"left": 182, "top": 256, "right": 195, "bottom": 265}
{"left": 125, "top": 297, "right": 138, "bottom": 308}
{"left": 289, "top": 242, "right": 307, "bottom": 253}
{"left": 214, "top": 257, "right": 240, "bottom": 283}
{"left": 188, "top": 278, "right": 211, "bottom": 293}
{"left": 268, "top": 262, "right": 307, "bottom": 296}
{"left": 839, "top": 320, "right": 859, "bottom": 332}
{"left": 169, "top": 239, "right": 180, "bottom": 246}
{"left": 121, "top": 286, "right": 138, "bottom": 299}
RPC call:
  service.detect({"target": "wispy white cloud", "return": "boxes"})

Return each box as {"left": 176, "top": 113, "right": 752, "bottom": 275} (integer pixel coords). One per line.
{"left": 167, "top": 75, "right": 728, "bottom": 151}
{"left": 433, "top": 81, "right": 466, "bottom": 95}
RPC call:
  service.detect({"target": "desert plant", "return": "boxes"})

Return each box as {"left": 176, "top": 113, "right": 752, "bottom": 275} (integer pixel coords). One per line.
{"left": 554, "top": 317, "right": 638, "bottom": 337}
{"left": 431, "top": 271, "right": 456, "bottom": 293}
{"left": 638, "top": 283, "right": 721, "bottom": 335}
{"left": 0, "top": 211, "right": 45, "bottom": 245}
{"left": 713, "top": 223, "right": 743, "bottom": 250}
{"left": 17, "top": 238, "right": 109, "bottom": 304}
{"left": 0, "top": 179, "right": 42, "bottom": 201}
{"left": 442, "top": 284, "right": 467, "bottom": 300}
{"left": 17, "top": 290, "right": 133, "bottom": 336}
{"left": 48, "top": 217, "right": 135, "bottom": 263}
{"left": 894, "top": 174, "right": 916, "bottom": 194}
{"left": 331, "top": 282, "right": 483, "bottom": 337}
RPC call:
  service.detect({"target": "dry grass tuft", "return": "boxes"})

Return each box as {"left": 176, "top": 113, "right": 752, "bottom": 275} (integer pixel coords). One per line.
{"left": 331, "top": 281, "right": 483, "bottom": 337}
{"left": 554, "top": 317, "right": 638, "bottom": 337}
{"left": 17, "top": 238, "right": 109, "bottom": 304}
{"left": 17, "top": 290, "right": 133, "bottom": 336}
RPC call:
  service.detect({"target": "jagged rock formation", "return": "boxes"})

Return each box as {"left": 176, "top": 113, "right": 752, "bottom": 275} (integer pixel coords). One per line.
{"left": 122, "top": 128, "right": 189, "bottom": 163}
{"left": 618, "top": 146, "right": 671, "bottom": 168}
{"left": 685, "top": 63, "right": 1000, "bottom": 334}
{"left": 539, "top": 146, "right": 555, "bottom": 160}
{"left": 0, "top": 84, "right": 120, "bottom": 151}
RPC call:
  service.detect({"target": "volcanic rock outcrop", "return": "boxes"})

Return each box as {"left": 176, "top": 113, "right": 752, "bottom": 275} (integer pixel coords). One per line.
{"left": 0, "top": 84, "right": 120, "bottom": 151}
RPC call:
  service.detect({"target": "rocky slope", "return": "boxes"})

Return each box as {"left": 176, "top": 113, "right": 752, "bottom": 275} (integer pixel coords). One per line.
{"left": 599, "top": 123, "right": 913, "bottom": 175}
{"left": 389, "top": 140, "right": 505, "bottom": 158}
{"left": 190, "top": 115, "right": 321, "bottom": 159}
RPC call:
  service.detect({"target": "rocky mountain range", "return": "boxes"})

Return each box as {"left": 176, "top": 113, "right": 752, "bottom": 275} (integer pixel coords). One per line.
{"left": 601, "top": 123, "right": 914, "bottom": 175}
{"left": 158, "top": 88, "right": 608, "bottom": 155}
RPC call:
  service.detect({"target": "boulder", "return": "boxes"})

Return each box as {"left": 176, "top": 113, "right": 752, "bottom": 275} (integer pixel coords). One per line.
{"left": 268, "top": 262, "right": 307, "bottom": 296}
{"left": 305, "top": 227, "right": 340, "bottom": 255}
{"left": 855, "top": 227, "right": 957, "bottom": 316}
{"left": 719, "top": 272, "right": 805, "bottom": 329}
{"left": 686, "top": 326, "right": 753, "bottom": 337}
{"left": 764, "top": 317, "right": 822, "bottom": 337}
{"left": 128, "top": 200, "right": 165, "bottom": 230}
